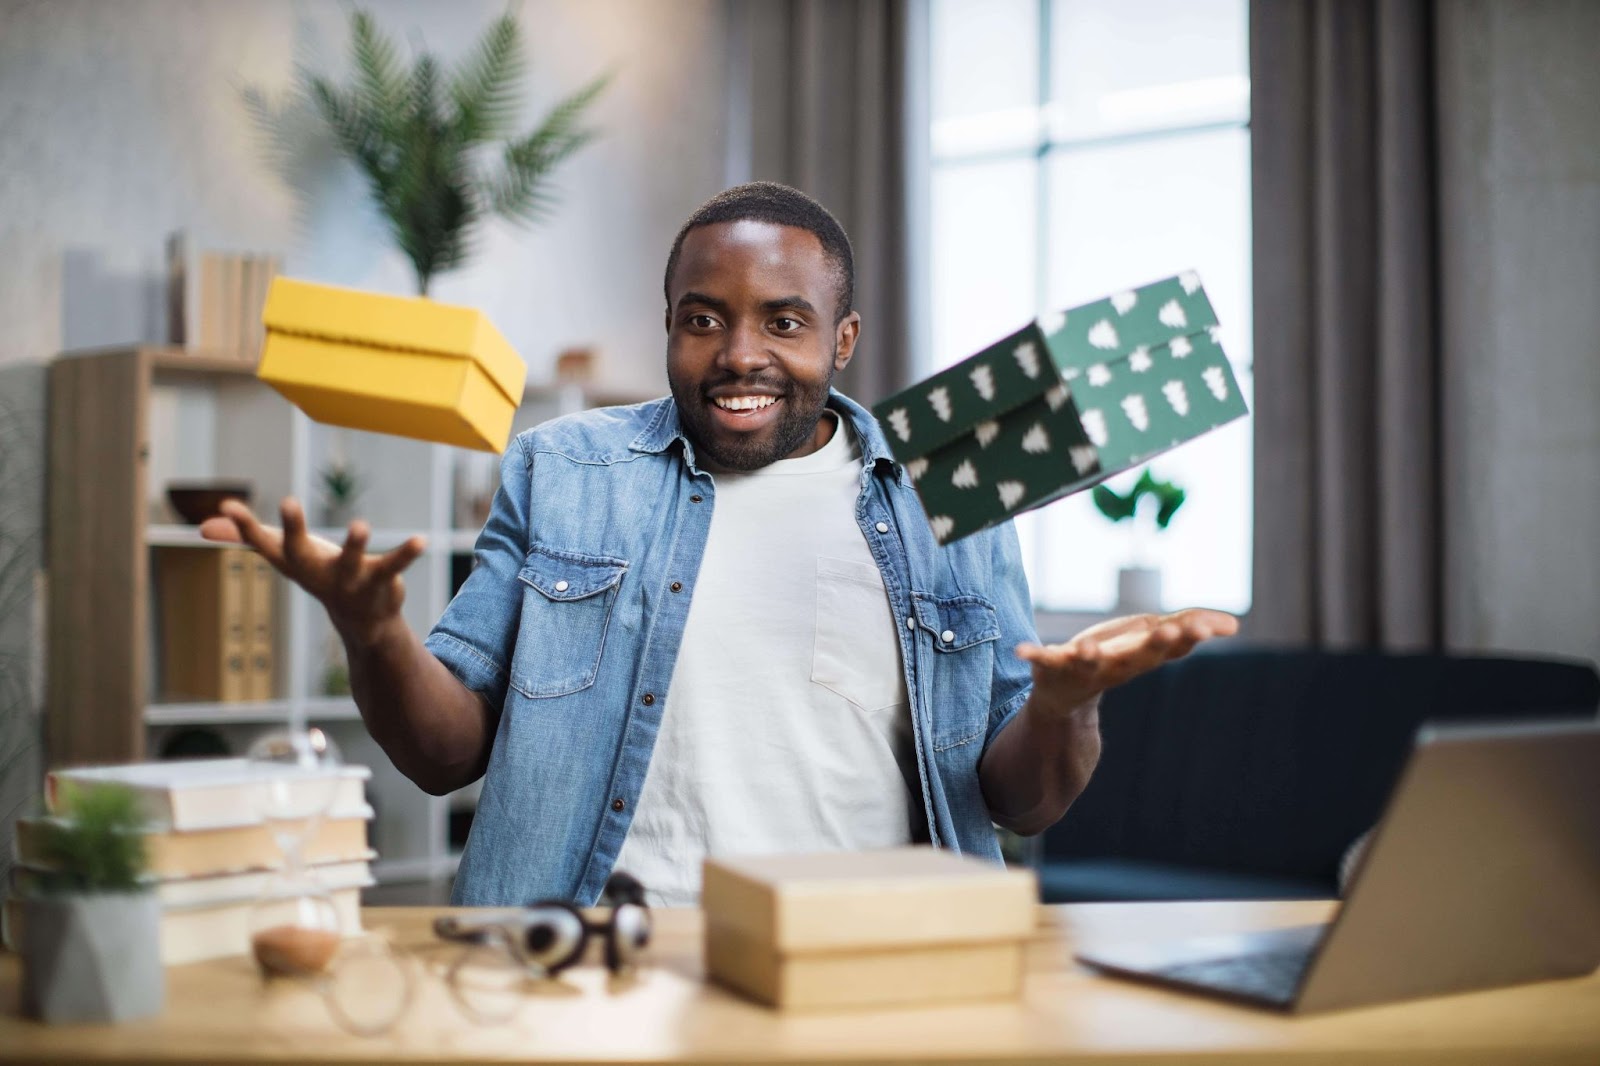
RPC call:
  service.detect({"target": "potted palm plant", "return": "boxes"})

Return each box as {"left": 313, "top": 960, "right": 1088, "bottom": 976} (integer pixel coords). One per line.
{"left": 253, "top": 8, "right": 608, "bottom": 298}
{"left": 1092, "top": 468, "right": 1186, "bottom": 613}
{"left": 17, "top": 782, "right": 164, "bottom": 1023}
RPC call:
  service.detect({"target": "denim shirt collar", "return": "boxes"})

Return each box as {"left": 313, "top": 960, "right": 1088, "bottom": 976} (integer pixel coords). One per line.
{"left": 629, "top": 389, "right": 904, "bottom": 485}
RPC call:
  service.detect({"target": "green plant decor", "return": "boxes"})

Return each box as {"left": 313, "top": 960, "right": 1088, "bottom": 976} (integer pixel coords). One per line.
{"left": 254, "top": 9, "right": 607, "bottom": 296}
{"left": 318, "top": 460, "right": 363, "bottom": 516}
{"left": 27, "top": 783, "right": 149, "bottom": 896}
{"left": 1092, "top": 468, "right": 1186, "bottom": 567}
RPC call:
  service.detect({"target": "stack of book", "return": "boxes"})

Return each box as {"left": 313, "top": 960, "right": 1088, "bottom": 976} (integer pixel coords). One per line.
{"left": 155, "top": 547, "right": 276, "bottom": 702}
{"left": 702, "top": 846, "right": 1039, "bottom": 1010}
{"left": 4, "top": 759, "right": 375, "bottom": 966}
{"left": 166, "top": 232, "right": 281, "bottom": 362}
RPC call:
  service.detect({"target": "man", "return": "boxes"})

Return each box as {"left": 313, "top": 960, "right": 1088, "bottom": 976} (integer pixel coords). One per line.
{"left": 205, "top": 182, "right": 1235, "bottom": 906}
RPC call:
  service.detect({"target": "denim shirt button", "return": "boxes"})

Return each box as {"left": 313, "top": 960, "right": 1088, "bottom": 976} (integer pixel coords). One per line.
{"left": 641, "top": 693, "right": 655, "bottom": 706}
{"left": 690, "top": 494, "right": 703, "bottom": 503}
{"left": 611, "top": 798, "right": 625, "bottom": 812}
{"left": 554, "top": 580, "right": 569, "bottom": 592}
{"left": 875, "top": 521, "right": 890, "bottom": 534}
{"left": 670, "top": 581, "right": 683, "bottom": 592}
{"left": 906, "top": 616, "right": 915, "bottom": 629}
{"left": 941, "top": 629, "right": 956, "bottom": 644}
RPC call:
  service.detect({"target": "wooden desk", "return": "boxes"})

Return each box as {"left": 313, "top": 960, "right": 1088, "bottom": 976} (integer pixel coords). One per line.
{"left": 2, "top": 901, "right": 1597, "bottom": 1064}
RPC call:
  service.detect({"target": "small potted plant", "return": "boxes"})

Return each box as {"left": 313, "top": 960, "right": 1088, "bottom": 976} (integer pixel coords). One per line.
{"left": 17, "top": 782, "right": 164, "bottom": 1023}
{"left": 1092, "top": 468, "right": 1186, "bottom": 614}
{"left": 317, "top": 459, "right": 363, "bottom": 529}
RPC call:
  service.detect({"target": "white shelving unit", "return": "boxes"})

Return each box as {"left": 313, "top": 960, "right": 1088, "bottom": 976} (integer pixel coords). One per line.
{"left": 49, "top": 346, "right": 627, "bottom": 887}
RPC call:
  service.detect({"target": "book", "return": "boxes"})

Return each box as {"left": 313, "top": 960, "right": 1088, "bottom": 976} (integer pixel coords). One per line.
{"left": 199, "top": 252, "right": 226, "bottom": 353}
{"left": 243, "top": 553, "right": 276, "bottom": 700}
{"left": 10, "top": 856, "right": 375, "bottom": 909}
{"left": 14, "top": 808, "right": 374, "bottom": 879}
{"left": 872, "top": 272, "right": 1249, "bottom": 545}
{"left": 156, "top": 546, "right": 250, "bottom": 702}
{"left": 45, "top": 759, "right": 371, "bottom": 831}
{"left": 4, "top": 885, "right": 365, "bottom": 967}
{"left": 704, "top": 925, "right": 1025, "bottom": 1010}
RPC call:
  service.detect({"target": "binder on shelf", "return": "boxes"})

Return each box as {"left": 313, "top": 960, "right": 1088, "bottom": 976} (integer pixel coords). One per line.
{"left": 155, "top": 546, "right": 250, "bottom": 702}
{"left": 243, "top": 553, "right": 276, "bottom": 701}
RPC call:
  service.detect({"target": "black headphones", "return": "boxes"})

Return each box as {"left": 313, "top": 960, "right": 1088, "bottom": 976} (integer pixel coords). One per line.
{"left": 434, "top": 871, "right": 652, "bottom": 977}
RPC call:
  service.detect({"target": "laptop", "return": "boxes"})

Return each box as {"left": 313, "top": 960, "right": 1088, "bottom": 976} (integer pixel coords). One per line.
{"left": 1075, "top": 718, "right": 1600, "bottom": 1013}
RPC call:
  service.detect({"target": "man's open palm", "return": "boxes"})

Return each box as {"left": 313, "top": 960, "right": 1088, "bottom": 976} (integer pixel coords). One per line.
{"left": 1016, "top": 608, "right": 1238, "bottom": 715}
{"left": 200, "top": 497, "right": 426, "bottom": 646}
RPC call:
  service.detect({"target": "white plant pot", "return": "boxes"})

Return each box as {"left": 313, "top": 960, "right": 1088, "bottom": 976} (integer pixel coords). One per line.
{"left": 20, "top": 892, "right": 165, "bottom": 1024}
{"left": 1115, "top": 566, "right": 1163, "bottom": 615}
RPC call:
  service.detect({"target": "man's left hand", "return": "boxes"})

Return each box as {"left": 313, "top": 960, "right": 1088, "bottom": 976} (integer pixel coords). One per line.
{"left": 1016, "top": 608, "right": 1239, "bottom": 717}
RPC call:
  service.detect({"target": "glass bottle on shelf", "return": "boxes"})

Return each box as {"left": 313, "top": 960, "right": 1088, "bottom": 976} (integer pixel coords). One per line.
{"left": 246, "top": 726, "right": 347, "bottom": 978}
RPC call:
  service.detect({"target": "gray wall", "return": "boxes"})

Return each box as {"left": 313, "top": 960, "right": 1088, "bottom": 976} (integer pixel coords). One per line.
{"left": 1439, "top": 1, "right": 1600, "bottom": 666}
{"left": 0, "top": 0, "right": 731, "bottom": 391}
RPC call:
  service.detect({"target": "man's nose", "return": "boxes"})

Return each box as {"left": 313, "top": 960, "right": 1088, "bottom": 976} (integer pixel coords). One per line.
{"left": 717, "top": 320, "right": 772, "bottom": 376}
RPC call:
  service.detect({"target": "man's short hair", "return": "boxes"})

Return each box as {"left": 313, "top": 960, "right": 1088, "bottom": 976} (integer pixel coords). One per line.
{"left": 663, "top": 181, "right": 855, "bottom": 323}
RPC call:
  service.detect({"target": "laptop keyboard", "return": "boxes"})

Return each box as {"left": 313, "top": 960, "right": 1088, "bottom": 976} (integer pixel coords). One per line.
{"left": 1154, "top": 948, "right": 1314, "bottom": 1008}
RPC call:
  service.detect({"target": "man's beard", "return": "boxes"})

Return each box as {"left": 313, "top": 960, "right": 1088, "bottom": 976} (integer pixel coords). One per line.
{"left": 669, "top": 349, "right": 837, "bottom": 472}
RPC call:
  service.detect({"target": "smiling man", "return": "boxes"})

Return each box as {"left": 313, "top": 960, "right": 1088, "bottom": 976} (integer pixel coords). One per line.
{"left": 204, "top": 182, "right": 1234, "bottom": 907}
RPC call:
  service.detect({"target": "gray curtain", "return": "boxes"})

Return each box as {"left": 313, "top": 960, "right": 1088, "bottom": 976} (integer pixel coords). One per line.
{"left": 725, "top": 0, "right": 915, "bottom": 405}
{"left": 1249, "top": 0, "right": 1443, "bottom": 649}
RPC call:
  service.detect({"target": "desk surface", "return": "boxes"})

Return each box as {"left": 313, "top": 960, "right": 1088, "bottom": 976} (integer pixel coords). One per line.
{"left": 2, "top": 901, "right": 1597, "bottom": 1065}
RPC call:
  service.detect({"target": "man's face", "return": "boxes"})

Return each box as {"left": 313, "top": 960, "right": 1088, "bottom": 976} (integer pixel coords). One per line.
{"left": 665, "top": 220, "right": 860, "bottom": 471}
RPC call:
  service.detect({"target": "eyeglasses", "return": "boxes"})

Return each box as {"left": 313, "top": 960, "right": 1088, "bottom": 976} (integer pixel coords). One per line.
{"left": 432, "top": 872, "right": 652, "bottom": 1022}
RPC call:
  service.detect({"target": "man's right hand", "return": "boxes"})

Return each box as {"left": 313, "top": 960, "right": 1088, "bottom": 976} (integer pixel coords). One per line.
{"left": 200, "top": 497, "right": 426, "bottom": 648}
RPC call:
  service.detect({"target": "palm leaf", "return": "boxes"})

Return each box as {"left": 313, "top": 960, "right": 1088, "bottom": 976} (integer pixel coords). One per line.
{"left": 488, "top": 73, "right": 609, "bottom": 224}
{"left": 350, "top": 10, "right": 409, "bottom": 131}
{"left": 449, "top": 13, "right": 525, "bottom": 145}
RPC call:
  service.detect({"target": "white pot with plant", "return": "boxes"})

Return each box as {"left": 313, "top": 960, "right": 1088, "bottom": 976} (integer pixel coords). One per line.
{"left": 18, "top": 783, "right": 164, "bottom": 1024}
{"left": 1092, "top": 468, "right": 1186, "bottom": 614}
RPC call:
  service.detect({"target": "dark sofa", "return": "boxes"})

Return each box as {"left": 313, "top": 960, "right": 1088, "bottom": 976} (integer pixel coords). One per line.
{"left": 1036, "top": 648, "right": 1600, "bottom": 903}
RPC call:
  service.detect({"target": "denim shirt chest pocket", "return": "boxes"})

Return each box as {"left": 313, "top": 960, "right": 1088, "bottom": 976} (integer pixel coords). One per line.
{"left": 910, "top": 592, "right": 1001, "bottom": 749}
{"left": 512, "top": 544, "right": 628, "bottom": 699}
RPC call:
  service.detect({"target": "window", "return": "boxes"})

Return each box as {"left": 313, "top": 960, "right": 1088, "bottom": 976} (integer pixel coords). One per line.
{"left": 928, "top": 0, "right": 1252, "bottom": 614}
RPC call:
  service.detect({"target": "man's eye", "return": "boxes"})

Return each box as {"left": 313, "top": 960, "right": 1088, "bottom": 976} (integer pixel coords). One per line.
{"left": 772, "top": 317, "right": 802, "bottom": 333}
{"left": 689, "top": 314, "right": 718, "bottom": 329}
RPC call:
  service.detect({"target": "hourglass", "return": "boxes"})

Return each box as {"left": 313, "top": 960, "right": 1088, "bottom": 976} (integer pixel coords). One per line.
{"left": 246, "top": 726, "right": 347, "bottom": 978}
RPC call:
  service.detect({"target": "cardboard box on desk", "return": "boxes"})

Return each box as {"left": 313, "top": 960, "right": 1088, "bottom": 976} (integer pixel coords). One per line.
{"left": 701, "top": 847, "right": 1037, "bottom": 1010}
{"left": 873, "top": 272, "right": 1249, "bottom": 545}
{"left": 258, "top": 278, "right": 527, "bottom": 453}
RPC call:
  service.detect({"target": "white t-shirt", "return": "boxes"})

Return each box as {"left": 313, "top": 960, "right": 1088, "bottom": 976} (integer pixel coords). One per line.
{"left": 614, "top": 412, "right": 918, "bottom": 906}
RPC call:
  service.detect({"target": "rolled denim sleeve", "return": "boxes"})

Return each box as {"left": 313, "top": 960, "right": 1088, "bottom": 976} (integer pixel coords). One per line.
{"left": 983, "top": 519, "right": 1039, "bottom": 749}
{"left": 423, "top": 435, "right": 533, "bottom": 712}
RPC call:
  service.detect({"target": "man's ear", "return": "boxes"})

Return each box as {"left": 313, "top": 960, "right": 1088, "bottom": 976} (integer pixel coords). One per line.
{"left": 834, "top": 311, "right": 861, "bottom": 371}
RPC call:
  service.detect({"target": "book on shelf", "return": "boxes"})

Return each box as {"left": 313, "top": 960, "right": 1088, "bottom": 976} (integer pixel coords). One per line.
{"left": 9, "top": 855, "right": 375, "bottom": 909}
{"left": 14, "top": 806, "right": 374, "bottom": 880}
{"left": 166, "top": 232, "right": 281, "bottom": 362}
{"left": 156, "top": 546, "right": 277, "bottom": 702}
{"left": 4, "top": 885, "right": 366, "bottom": 967}
{"left": 45, "top": 758, "right": 372, "bottom": 832}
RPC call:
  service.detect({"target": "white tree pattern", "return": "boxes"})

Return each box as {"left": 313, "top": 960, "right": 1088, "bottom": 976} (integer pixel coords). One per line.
{"left": 1169, "top": 335, "right": 1193, "bottom": 358}
{"left": 975, "top": 420, "right": 1001, "bottom": 447}
{"left": 1045, "top": 383, "right": 1070, "bottom": 410}
{"left": 887, "top": 408, "right": 911, "bottom": 442}
{"left": 1014, "top": 341, "right": 1041, "bottom": 379}
{"left": 1021, "top": 422, "right": 1050, "bottom": 454}
{"left": 951, "top": 459, "right": 979, "bottom": 488}
{"left": 1203, "top": 365, "right": 1229, "bottom": 400}
{"left": 929, "top": 386, "right": 953, "bottom": 422}
{"left": 930, "top": 516, "right": 955, "bottom": 542}
{"left": 1163, "top": 379, "right": 1190, "bottom": 416}
{"left": 1180, "top": 270, "right": 1201, "bottom": 294}
{"left": 904, "top": 457, "right": 929, "bottom": 483}
{"left": 1069, "top": 444, "right": 1098, "bottom": 474}
{"left": 1121, "top": 393, "right": 1150, "bottom": 431}
{"left": 1129, "top": 346, "right": 1152, "bottom": 373}
{"left": 1088, "top": 319, "right": 1119, "bottom": 350}
{"left": 1039, "top": 310, "right": 1066, "bottom": 335}
{"left": 1158, "top": 299, "right": 1188, "bottom": 329}
{"left": 969, "top": 363, "right": 996, "bottom": 401}
{"left": 1111, "top": 289, "right": 1138, "bottom": 315}
{"left": 1082, "top": 409, "right": 1109, "bottom": 446}
{"left": 1087, "top": 363, "right": 1112, "bottom": 387}
{"left": 997, "top": 480, "right": 1026, "bottom": 509}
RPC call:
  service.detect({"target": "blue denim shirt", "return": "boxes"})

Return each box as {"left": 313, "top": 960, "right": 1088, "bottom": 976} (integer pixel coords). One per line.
{"left": 425, "top": 390, "right": 1038, "bottom": 905}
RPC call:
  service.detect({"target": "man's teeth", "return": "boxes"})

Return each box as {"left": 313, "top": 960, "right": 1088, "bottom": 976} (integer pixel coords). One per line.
{"left": 713, "top": 395, "right": 778, "bottom": 412}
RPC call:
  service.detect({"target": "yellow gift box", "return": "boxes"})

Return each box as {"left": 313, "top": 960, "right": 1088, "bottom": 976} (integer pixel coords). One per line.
{"left": 257, "top": 278, "right": 527, "bottom": 453}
